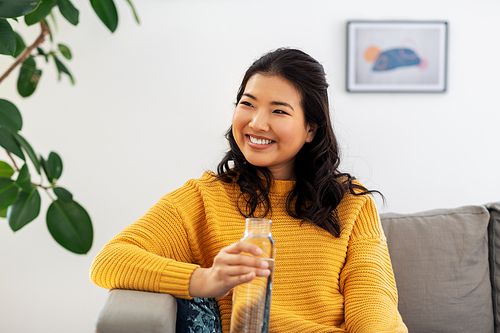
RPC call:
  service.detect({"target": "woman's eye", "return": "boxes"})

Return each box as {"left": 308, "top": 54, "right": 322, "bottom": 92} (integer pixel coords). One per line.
{"left": 273, "top": 109, "right": 288, "bottom": 115}
{"left": 240, "top": 101, "right": 253, "bottom": 107}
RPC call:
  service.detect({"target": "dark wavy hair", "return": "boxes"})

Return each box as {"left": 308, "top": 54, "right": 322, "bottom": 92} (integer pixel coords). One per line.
{"left": 217, "top": 48, "right": 377, "bottom": 237}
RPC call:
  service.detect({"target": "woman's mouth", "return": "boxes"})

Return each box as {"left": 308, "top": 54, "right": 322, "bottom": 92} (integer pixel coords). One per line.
{"left": 246, "top": 135, "right": 274, "bottom": 148}
{"left": 249, "top": 135, "right": 273, "bottom": 145}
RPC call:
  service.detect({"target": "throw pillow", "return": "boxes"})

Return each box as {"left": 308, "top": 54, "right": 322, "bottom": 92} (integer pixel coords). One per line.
{"left": 381, "top": 205, "right": 494, "bottom": 333}
{"left": 176, "top": 298, "right": 222, "bottom": 333}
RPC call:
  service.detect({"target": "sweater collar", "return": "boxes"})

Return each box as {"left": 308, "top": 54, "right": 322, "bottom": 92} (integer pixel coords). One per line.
{"left": 270, "top": 179, "right": 296, "bottom": 194}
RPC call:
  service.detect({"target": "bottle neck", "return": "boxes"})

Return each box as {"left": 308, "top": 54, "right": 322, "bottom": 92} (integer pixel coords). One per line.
{"left": 243, "top": 218, "right": 272, "bottom": 237}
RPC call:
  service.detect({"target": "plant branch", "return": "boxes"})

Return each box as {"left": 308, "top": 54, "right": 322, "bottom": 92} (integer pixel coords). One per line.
{"left": 0, "top": 21, "right": 51, "bottom": 85}
{"left": 44, "top": 187, "right": 55, "bottom": 201}
{"left": 7, "top": 151, "right": 53, "bottom": 191}
{"left": 6, "top": 150, "right": 20, "bottom": 172}
{"left": 37, "top": 183, "right": 53, "bottom": 191}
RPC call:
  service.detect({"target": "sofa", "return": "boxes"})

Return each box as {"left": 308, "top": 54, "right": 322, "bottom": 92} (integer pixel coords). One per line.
{"left": 95, "top": 202, "right": 500, "bottom": 333}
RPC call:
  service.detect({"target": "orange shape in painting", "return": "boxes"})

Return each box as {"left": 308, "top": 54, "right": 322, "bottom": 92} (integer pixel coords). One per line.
{"left": 364, "top": 46, "right": 381, "bottom": 62}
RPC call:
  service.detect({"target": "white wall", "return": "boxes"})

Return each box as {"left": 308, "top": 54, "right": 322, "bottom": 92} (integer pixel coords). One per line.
{"left": 1, "top": 0, "right": 498, "bottom": 332}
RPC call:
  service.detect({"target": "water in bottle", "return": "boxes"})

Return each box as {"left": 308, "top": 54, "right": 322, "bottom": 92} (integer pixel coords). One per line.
{"left": 230, "top": 218, "right": 276, "bottom": 333}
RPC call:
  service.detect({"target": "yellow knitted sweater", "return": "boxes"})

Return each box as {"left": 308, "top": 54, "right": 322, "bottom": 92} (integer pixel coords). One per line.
{"left": 90, "top": 172, "right": 407, "bottom": 333}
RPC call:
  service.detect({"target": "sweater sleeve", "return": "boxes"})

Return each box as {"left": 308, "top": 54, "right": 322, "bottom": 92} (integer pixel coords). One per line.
{"left": 339, "top": 195, "right": 408, "bottom": 333}
{"left": 90, "top": 193, "right": 200, "bottom": 299}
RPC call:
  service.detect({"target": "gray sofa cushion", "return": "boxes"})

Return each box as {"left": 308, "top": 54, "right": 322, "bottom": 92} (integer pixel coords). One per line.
{"left": 381, "top": 205, "right": 494, "bottom": 333}
{"left": 487, "top": 202, "right": 500, "bottom": 333}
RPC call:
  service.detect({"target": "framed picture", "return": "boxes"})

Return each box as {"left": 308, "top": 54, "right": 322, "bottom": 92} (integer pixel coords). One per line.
{"left": 346, "top": 21, "right": 448, "bottom": 92}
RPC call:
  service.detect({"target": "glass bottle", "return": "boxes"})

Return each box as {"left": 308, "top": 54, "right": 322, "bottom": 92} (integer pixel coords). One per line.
{"left": 230, "top": 218, "right": 276, "bottom": 333}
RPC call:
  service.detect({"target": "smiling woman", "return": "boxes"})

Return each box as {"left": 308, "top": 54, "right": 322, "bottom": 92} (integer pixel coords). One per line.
{"left": 91, "top": 48, "right": 407, "bottom": 333}
{"left": 232, "top": 74, "right": 315, "bottom": 181}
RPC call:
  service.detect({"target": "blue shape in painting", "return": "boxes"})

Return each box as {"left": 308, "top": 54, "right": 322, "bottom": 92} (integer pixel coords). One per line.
{"left": 372, "top": 48, "right": 421, "bottom": 71}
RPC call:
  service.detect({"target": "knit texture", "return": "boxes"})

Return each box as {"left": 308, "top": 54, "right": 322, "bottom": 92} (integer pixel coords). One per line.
{"left": 90, "top": 172, "right": 407, "bottom": 333}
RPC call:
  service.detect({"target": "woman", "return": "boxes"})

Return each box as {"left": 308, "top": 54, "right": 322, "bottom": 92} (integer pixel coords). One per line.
{"left": 91, "top": 48, "right": 407, "bottom": 333}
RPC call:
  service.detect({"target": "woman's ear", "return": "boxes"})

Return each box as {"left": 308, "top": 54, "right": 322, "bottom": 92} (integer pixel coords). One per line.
{"left": 305, "top": 124, "right": 317, "bottom": 143}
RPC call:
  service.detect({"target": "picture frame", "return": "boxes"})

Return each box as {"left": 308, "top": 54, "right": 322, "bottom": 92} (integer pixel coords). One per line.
{"left": 346, "top": 21, "right": 448, "bottom": 92}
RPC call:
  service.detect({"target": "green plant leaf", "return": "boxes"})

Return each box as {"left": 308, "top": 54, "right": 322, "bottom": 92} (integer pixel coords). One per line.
{"left": 53, "top": 55, "right": 74, "bottom": 84}
{"left": 40, "top": 152, "right": 62, "bottom": 184}
{"left": 57, "top": 43, "right": 71, "bottom": 60}
{"left": 0, "top": 127, "right": 25, "bottom": 159}
{"left": 37, "top": 46, "right": 48, "bottom": 62}
{"left": 48, "top": 10, "right": 57, "bottom": 31}
{"left": 0, "top": 18, "right": 15, "bottom": 55}
{"left": 46, "top": 199, "right": 93, "bottom": 254}
{"left": 40, "top": 155, "right": 52, "bottom": 183}
{"left": 0, "top": 161, "right": 15, "bottom": 178}
{"left": 0, "top": 99, "right": 22, "bottom": 132}
{"left": 0, "top": 178, "right": 18, "bottom": 210}
{"left": 90, "top": 0, "right": 118, "bottom": 33}
{"left": 7, "top": 187, "right": 41, "bottom": 231}
{"left": 13, "top": 133, "right": 41, "bottom": 175}
{"left": 0, "top": 0, "right": 40, "bottom": 18}
{"left": 17, "top": 56, "right": 42, "bottom": 97}
{"left": 43, "top": 15, "right": 53, "bottom": 42}
{"left": 48, "top": 151, "right": 62, "bottom": 180}
{"left": 12, "top": 31, "right": 26, "bottom": 57}
{"left": 15, "top": 163, "right": 32, "bottom": 192}
{"left": 53, "top": 186, "right": 72, "bottom": 201}
{"left": 0, "top": 207, "right": 7, "bottom": 218}
{"left": 125, "top": 0, "right": 139, "bottom": 24}
{"left": 57, "top": 0, "right": 78, "bottom": 26}
{"left": 24, "top": 0, "right": 56, "bottom": 26}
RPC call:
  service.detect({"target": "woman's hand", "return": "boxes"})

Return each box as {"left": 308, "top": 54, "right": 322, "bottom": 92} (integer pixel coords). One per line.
{"left": 189, "top": 241, "right": 271, "bottom": 298}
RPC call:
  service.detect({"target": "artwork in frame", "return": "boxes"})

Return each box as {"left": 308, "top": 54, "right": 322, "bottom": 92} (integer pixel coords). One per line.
{"left": 346, "top": 21, "right": 448, "bottom": 92}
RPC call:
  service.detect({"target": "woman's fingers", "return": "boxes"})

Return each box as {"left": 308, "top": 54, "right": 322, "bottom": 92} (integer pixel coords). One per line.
{"left": 219, "top": 241, "right": 269, "bottom": 269}
{"left": 217, "top": 252, "right": 269, "bottom": 270}
{"left": 225, "top": 241, "right": 263, "bottom": 256}
{"left": 189, "top": 241, "right": 272, "bottom": 298}
{"left": 215, "top": 262, "right": 270, "bottom": 278}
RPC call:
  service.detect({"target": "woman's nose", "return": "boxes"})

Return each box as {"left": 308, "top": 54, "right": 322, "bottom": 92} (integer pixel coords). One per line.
{"left": 249, "top": 110, "right": 269, "bottom": 132}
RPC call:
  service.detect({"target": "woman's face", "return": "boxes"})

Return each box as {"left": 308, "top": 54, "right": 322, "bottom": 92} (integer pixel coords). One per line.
{"left": 232, "top": 74, "right": 315, "bottom": 180}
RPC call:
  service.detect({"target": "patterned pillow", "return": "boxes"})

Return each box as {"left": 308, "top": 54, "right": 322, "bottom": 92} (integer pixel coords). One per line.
{"left": 176, "top": 298, "right": 222, "bottom": 333}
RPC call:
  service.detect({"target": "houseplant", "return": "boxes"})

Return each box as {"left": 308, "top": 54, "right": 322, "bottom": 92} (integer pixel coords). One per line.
{"left": 0, "top": 0, "right": 139, "bottom": 254}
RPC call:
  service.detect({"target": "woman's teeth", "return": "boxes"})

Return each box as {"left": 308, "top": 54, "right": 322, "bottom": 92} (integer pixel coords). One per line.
{"left": 249, "top": 136, "right": 272, "bottom": 145}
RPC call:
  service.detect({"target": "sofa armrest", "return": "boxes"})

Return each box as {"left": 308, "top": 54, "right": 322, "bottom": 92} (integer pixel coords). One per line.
{"left": 96, "top": 289, "right": 177, "bottom": 333}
